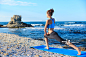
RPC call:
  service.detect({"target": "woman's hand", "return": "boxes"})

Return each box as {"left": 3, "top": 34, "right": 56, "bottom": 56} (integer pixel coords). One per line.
{"left": 44, "top": 33, "right": 49, "bottom": 36}
{"left": 44, "top": 33, "right": 47, "bottom": 36}
{"left": 47, "top": 32, "right": 49, "bottom": 35}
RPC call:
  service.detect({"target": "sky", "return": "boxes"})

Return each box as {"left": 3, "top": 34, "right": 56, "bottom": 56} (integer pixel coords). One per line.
{"left": 0, "top": 0, "right": 86, "bottom": 22}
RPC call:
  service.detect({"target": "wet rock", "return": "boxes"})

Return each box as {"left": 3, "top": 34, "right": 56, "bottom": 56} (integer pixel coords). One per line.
{"left": 62, "top": 45, "right": 72, "bottom": 49}
{"left": 78, "top": 46, "right": 86, "bottom": 51}
{"left": 81, "top": 39, "right": 86, "bottom": 42}
{"left": 0, "top": 24, "right": 3, "bottom": 27}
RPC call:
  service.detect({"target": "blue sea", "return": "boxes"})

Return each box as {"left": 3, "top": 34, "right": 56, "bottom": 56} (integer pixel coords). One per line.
{"left": 0, "top": 21, "right": 86, "bottom": 47}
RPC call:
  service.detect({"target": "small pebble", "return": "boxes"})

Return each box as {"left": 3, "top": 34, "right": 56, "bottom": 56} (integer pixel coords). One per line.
{"left": 35, "top": 55, "right": 39, "bottom": 57}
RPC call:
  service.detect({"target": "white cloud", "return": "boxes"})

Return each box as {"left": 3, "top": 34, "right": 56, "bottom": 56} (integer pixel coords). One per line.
{"left": 0, "top": 0, "right": 37, "bottom": 6}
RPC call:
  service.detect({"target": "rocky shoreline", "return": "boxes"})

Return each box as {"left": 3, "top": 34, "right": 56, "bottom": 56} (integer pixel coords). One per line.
{"left": 0, "top": 33, "right": 76, "bottom": 57}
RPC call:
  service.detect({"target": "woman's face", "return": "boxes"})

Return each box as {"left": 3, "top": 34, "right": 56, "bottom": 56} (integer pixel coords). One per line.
{"left": 46, "top": 13, "right": 50, "bottom": 18}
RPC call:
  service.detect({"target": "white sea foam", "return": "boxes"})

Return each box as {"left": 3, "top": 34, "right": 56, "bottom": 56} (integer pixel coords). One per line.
{"left": 64, "top": 24, "right": 84, "bottom": 27}
{"left": 25, "top": 27, "right": 44, "bottom": 29}
{"left": 31, "top": 24, "right": 43, "bottom": 26}
{"left": 54, "top": 28, "right": 65, "bottom": 30}
{"left": 67, "top": 22, "right": 75, "bottom": 23}
{"left": 3, "top": 25, "right": 7, "bottom": 26}
{"left": 25, "top": 27, "right": 64, "bottom": 30}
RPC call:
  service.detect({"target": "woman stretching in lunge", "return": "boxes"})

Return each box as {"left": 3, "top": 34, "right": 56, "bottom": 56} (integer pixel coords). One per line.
{"left": 44, "top": 9, "right": 81, "bottom": 55}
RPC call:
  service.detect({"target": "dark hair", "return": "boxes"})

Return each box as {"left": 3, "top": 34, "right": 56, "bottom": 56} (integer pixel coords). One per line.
{"left": 47, "top": 9, "right": 54, "bottom": 16}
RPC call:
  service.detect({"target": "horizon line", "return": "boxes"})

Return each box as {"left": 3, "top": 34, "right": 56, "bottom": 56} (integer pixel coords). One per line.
{"left": 0, "top": 21, "right": 86, "bottom": 22}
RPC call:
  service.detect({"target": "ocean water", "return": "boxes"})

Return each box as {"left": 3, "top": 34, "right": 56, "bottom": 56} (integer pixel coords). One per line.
{"left": 0, "top": 21, "right": 86, "bottom": 47}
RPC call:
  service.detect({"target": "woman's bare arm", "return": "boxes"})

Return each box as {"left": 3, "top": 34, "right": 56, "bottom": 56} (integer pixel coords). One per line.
{"left": 44, "top": 20, "right": 48, "bottom": 35}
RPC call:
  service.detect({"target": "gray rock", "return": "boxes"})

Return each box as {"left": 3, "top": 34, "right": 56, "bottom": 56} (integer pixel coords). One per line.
{"left": 7, "top": 15, "right": 33, "bottom": 28}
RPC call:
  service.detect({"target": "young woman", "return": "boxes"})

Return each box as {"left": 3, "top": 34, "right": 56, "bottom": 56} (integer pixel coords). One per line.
{"left": 44, "top": 9, "right": 81, "bottom": 55}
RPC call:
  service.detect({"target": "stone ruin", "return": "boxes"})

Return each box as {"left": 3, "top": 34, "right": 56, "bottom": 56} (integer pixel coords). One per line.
{"left": 7, "top": 15, "right": 33, "bottom": 28}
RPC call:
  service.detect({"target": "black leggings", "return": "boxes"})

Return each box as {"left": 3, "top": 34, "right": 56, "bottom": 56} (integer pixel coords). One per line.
{"left": 44, "top": 31, "right": 66, "bottom": 44}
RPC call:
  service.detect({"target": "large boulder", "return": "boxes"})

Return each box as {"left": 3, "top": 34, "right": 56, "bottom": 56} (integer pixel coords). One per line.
{"left": 7, "top": 15, "right": 33, "bottom": 28}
